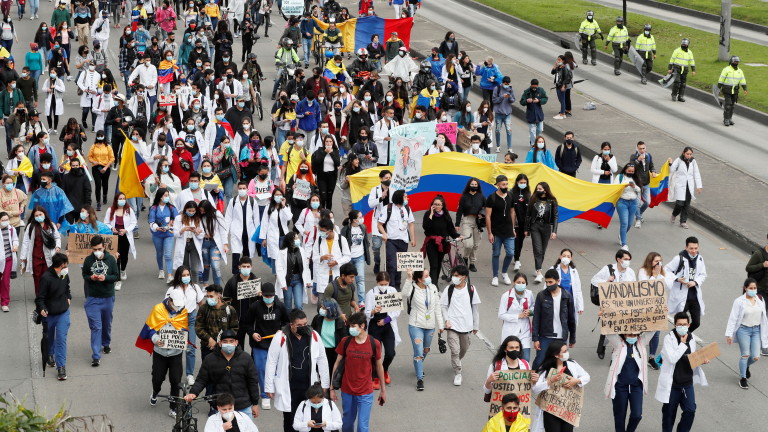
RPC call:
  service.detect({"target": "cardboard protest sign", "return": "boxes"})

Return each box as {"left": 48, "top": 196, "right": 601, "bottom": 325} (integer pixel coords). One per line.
{"left": 237, "top": 278, "right": 262, "bottom": 300}
{"left": 391, "top": 137, "right": 423, "bottom": 192}
{"left": 67, "top": 233, "right": 117, "bottom": 264}
{"left": 374, "top": 292, "right": 404, "bottom": 313}
{"left": 396, "top": 252, "right": 424, "bottom": 271}
{"left": 536, "top": 371, "right": 584, "bottom": 427}
{"left": 688, "top": 342, "right": 721, "bottom": 368}
{"left": 436, "top": 122, "right": 458, "bottom": 145}
{"left": 488, "top": 370, "right": 532, "bottom": 419}
{"left": 159, "top": 328, "right": 188, "bottom": 350}
{"left": 293, "top": 178, "right": 312, "bottom": 201}
{"left": 599, "top": 280, "right": 668, "bottom": 335}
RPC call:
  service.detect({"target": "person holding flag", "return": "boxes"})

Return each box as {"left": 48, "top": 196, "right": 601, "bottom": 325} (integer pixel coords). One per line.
{"left": 4, "top": 144, "right": 33, "bottom": 193}
{"left": 158, "top": 50, "right": 180, "bottom": 95}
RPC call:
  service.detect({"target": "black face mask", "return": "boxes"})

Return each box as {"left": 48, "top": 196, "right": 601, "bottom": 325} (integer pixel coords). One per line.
{"left": 731, "top": 63, "right": 739, "bottom": 69}
{"left": 469, "top": 186, "right": 479, "bottom": 192}
{"left": 617, "top": 24, "right": 623, "bottom": 29}
{"left": 499, "top": 187, "right": 508, "bottom": 194}
{"left": 507, "top": 350, "right": 520, "bottom": 360}
{"left": 258, "top": 173, "right": 268, "bottom": 180}
{"left": 299, "top": 168, "right": 309, "bottom": 174}
{"left": 381, "top": 180, "right": 391, "bottom": 187}
{"left": 681, "top": 46, "right": 689, "bottom": 52}
{"left": 538, "top": 191, "right": 547, "bottom": 198}
{"left": 547, "top": 284, "right": 557, "bottom": 292}
{"left": 359, "top": 136, "right": 368, "bottom": 141}
{"left": 296, "top": 325, "right": 311, "bottom": 337}
{"left": 565, "top": 139, "right": 574, "bottom": 145}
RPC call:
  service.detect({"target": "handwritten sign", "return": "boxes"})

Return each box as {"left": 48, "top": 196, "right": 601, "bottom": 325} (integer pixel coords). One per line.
{"left": 237, "top": 278, "right": 261, "bottom": 300}
{"left": 159, "top": 328, "right": 188, "bottom": 350}
{"left": 67, "top": 233, "right": 117, "bottom": 264}
{"left": 293, "top": 178, "right": 312, "bottom": 201}
{"left": 374, "top": 292, "right": 403, "bottom": 313}
{"left": 599, "top": 280, "right": 668, "bottom": 335}
{"left": 396, "top": 252, "right": 424, "bottom": 271}
{"left": 282, "top": 0, "right": 304, "bottom": 15}
{"left": 536, "top": 372, "right": 584, "bottom": 427}
{"left": 688, "top": 342, "right": 721, "bottom": 368}
{"left": 436, "top": 122, "right": 458, "bottom": 145}
{"left": 391, "top": 137, "right": 423, "bottom": 192}
{"left": 489, "top": 370, "right": 532, "bottom": 419}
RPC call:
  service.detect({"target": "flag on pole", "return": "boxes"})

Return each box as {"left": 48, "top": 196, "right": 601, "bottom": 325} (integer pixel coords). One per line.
{"left": 117, "top": 131, "right": 153, "bottom": 199}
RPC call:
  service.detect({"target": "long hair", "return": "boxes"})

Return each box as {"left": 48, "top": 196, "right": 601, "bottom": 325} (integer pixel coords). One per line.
{"left": 295, "top": 160, "right": 316, "bottom": 186}
{"left": 181, "top": 201, "right": 199, "bottom": 226}
{"left": 532, "top": 136, "right": 546, "bottom": 163}
{"left": 491, "top": 336, "right": 523, "bottom": 365}
{"left": 169, "top": 265, "right": 191, "bottom": 287}
{"left": 198, "top": 200, "right": 218, "bottom": 237}
{"left": 530, "top": 182, "right": 557, "bottom": 206}
{"left": 511, "top": 174, "right": 531, "bottom": 201}
{"left": 80, "top": 205, "right": 99, "bottom": 232}
{"left": 640, "top": 252, "right": 665, "bottom": 277}
{"left": 553, "top": 248, "right": 576, "bottom": 269}
{"left": 461, "top": 177, "right": 482, "bottom": 195}
{"left": 267, "top": 189, "right": 285, "bottom": 215}
{"left": 619, "top": 163, "right": 644, "bottom": 188}
{"left": 109, "top": 192, "right": 132, "bottom": 217}
{"left": 537, "top": 339, "right": 567, "bottom": 373}
{"left": 27, "top": 205, "right": 52, "bottom": 237}
{"left": 151, "top": 187, "right": 170, "bottom": 208}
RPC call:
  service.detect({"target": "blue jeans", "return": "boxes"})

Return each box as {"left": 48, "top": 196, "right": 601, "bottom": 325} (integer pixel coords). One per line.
{"left": 371, "top": 235, "right": 383, "bottom": 270}
{"left": 186, "top": 309, "right": 198, "bottom": 376}
{"left": 556, "top": 88, "right": 566, "bottom": 114}
{"left": 532, "top": 337, "right": 559, "bottom": 370}
{"left": 222, "top": 175, "right": 235, "bottom": 201}
{"left": 616, "top": 198, "right": 637, "bottom": 246}
{"left": 199, "top": 238, "right": 223, "bottom": 285}
{"left": 1, "top": 39, "right": 13, "bottom": 53}
{"left": 284, "top": 273, "right": 304, "bottom": 311}
{"left": 494, "top": 112, "right": 512, "bottom": 151}
{"left": 662, "top": 384, "right": 696, "bottom": 432}
{"left": 351, "top": 255, "right": 366, "bottom": 304}
{"left": 84, "top": 296, "right": 115, "bottom": 360}
{"left": 302, "top": 38, "right": 312, "bottom": 65}
{"left": 462, "top": 86, "right": 471, "bottom": 103}
{"left": 47, "top": 309, "right": 71, "bottom": 368}
{"left": 31, "top": 69, "right": 42, "bottom": 87}
{"left": 521, "top": 347, "right": 531, "bottom": 363}
{"left": 152, "top": 234, "right": 174, "bottom": 273}
{"left": 636, "top": 185, "right": 650, "bottom": 220}
{"left": 736, "top": 324, "right": 761, "bottom": 378}
{"left": 527, "top": 121, "right": 543, "bottom": 147}
{"left": 341, "top": 391, "right": 374, "bottom": 432}
{"left": 29, "top": 0, "right": 38, "bottom": 15}
{"left": 252, "top": 347, "right": 269, "bottom": 399}
{"left": 276, "top": 128, "right": 289, "bottom": 147}
{"left": 408, "top": 325, "right": 434, "bottom": 380}
{"left": 491, "top": 235, "right": 515, "bottom": 276}
{"left": 238, "top": 406, "right": 253, "bottom": 419}
{"left": 613, "top": 375, "right": 644, "bottom": 432}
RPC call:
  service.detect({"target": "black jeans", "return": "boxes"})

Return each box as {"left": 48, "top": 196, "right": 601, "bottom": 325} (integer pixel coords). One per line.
{"left": 152, "top": 352, "right": 183, "bottom": 409}
{"left": 385, "top": 239, "right": 408, "bottom": 290}
{"left": 672, "top": 188, "right": 692, "bottom": 223}
{"left": 425, "top": 241, "right": 444, "bottom": 285}
{"left": 683, "top": 288, "right": 701, "bottom": 333}
{"left": 117, "top": 233, "right": 130, "bottom": 271}
{"left": 543, "top": 412, "right": 574, "bottom": 432}
{"left": 92, "top": 165, "right": 111, "bottom": 203}
{"left": 513, "top": 226, "right": 526, "bottom": 262}
{"left": 283, "top": 387, "right": 308, "bottom": 432}
{"left": 529, "top": 220, "right": 552, "bottom": 271}
{"left": 368, "top": 322, "right": 395, "bottom": 374}
{"left": 317, "top": 170, "right": 337, "bottom": 211}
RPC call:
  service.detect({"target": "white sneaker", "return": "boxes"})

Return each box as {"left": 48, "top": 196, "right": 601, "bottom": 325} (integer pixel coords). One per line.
{"left": 491, "top": 277, "right": 499, "bottom": 287}
{"left": 187, "top": 374, "right": 195, "bottom": 386}
{"left": 501, "top": 273, "right": 512, "bottom": 285}
{"left": 261, "top": 398, "right": 271, "bottom": 410}
{"left": 534, "top": 274, "right": 543, "bottom": 284}
{"left": 168, "top": 409, "right": 176, "bottom": 419}
{"left": 553, "top": 114, "right": 565, "bottom": 120}
{"left": 496, "top": 146, "right": 500, "bottom": 153}
{"left": 453, "top": 374, "right": 462, "bottom": 386}
{"left": 120, "top": 271, "right": 127, "bottom": 280}
{"left": 114, "top": 281, "right": 122, "bottom": 291}
{"left": 29, "top": 15, "right": 33, "bottom": 19}
{"left": 634, "top": 219, "right": 642, "bottom": 229}
{"left": 158, "top": 270, "right": 165, "bottom": 279}
{"left": 621, "top": 244, "right": 629, "bottom": 251}
{"left": 514, "top": 261, "right": 521, "bottom": 271}
{"left": 67, "top": 76, "right": 73, "bottom": 81}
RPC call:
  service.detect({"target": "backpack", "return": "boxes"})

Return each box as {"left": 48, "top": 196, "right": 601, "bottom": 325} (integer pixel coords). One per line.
{"left": 747, "top": 249, "right": 768, "bottom": 282}
{"left": 447, "top": 283, "right": 475, "bottom": 307}
{"left": 381, "top": 203, "right": 412, "bottom": 239}
{"left": 590, "top": 264, "right": 614, "bottom": 305}
{"left": 331, "top": 335, "right": 378, "bottom": 390}
{"left": 407, "top": 283, "right": 433, "bottom": 314}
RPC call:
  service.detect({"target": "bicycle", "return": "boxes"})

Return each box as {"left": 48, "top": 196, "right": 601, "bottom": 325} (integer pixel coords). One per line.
{"left": 312, "top": 35, "right": 324, "bottom": 66}
{"left": 441, "top": 234, "right": 472, "bottom": 282}
{"left": 157, "top": 386, "right": 221, "bottom": 432}
{"left": 253, "top": 86, "right": 264, "bottom": 120}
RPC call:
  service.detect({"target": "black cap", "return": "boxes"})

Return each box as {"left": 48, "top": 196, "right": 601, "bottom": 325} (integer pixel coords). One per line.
{"left": 261, "top": 282, "right": 276, "bottom": 296}
{"left": 530, "top": 79, "right": 539, "bottom": 85}
{"left": 220, "top": 329, "right": 237, "bottom": 340}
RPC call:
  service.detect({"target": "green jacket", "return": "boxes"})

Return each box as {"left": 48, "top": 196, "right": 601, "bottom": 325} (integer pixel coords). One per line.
{"left": 0, "top": 88, "right": 24, "bottom": 117}
{"left": 51, "top": 8, "right": 72, "bottom": 28}
{"left": 195, "top": 302, "right": 239, "bottom": 347}
{"left": 82, "top": 252, "right": 120, "bottom": 298}
{"left": 746, "top": 247, "right": 768, "bottom": 291}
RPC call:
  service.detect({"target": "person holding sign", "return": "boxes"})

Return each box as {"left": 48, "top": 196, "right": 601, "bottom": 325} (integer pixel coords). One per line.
{"left": 378, "top": 189, "right": 415, "bottom": 291}
{"left": 591, "top": 250, "right": 635, "bottom": 360}
{"left": 71, "top": 205, "right": 112, "bottom": 235}
{"left": 223, "top": 257, "right": 262, "bottom": 347}
{"left": 532, "top": 340, "right": 590, "bottom": 432}
{"left": 655, "top": 312, "right": 708, "bottom": 432}
{"left": 364, "top": 272, "right": 402, "bottom": 390}
{"left": 165, "top": 265, "right": 205, "bottom": 386}
{"left": 725, "top": 278, "right": 768, "bottom": 390}
{"left": 604, "top": 332, "right": 653, "bottom": 432}
{"left": 484, "top": 336, "right": 538, "bottom": 399}
{"left": 481, "top": 393, "right": 530, "bottom": 432}
{"left": 286, "top": 159, "right": 317, "bottom": 225}
{"left": 638, "top": 252, "right": 673, "bottom": 370}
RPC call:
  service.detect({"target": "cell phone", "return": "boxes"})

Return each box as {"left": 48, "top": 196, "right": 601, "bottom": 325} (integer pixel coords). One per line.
{"left": 378, "top": 395, "right": 385, "bottom": 406}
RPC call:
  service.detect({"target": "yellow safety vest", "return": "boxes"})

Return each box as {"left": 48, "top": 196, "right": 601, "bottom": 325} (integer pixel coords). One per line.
{"left": 606, "top": 26, "right": 629, "bottom": 45}
{"left": 669, "top": 48, "right": 695, "bottom": 69}
{"left": 635, "top": 35, "right": 656, "bottom": 58}
{"left": 718, "top": 65, "right": 746, "bottom": 94}
{"left": 579, "top": 20, "right": 601, "bottom": 40}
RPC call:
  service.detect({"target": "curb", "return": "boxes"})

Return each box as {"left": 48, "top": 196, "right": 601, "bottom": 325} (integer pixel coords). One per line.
{"left": 635, "top": 0, "right": 768, "bottom": 35}
{"left": 454, "top": 0, "right": 768, "bottom": 126}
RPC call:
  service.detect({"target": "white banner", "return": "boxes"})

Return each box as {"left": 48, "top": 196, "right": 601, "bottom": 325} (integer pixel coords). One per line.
{"left": 391, "top": 137, "right": 424, "bottom": 192}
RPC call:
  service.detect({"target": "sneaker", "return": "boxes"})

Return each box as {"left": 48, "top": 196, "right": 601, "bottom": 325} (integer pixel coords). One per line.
{"left": 114, "top": 282, "right": 122, "bottom": 291}
{"left": 158, "top": 270, "right": 165, "bottom": 279}
{"left": 96, "top": 202, "right": 101, "bottom": 211}
{"left": 634, "top": 219, "right": 642, "bottom": 229}
{"left": 373, "top": 377, "right": 381, "bottom": 390}
{"left": 120, "top": 271, "right": 127, "bottom": 280}
{"left": 167, "top": 274, "right": 174, "bottom": 283}
{"left": 384, "top": 372, "right": 391, "bottom": 384}
{"left": 453, "top": 374, "right": 462, "bottom": 386}
{"left": 168, "top": 409, "right": 177, "bottom": 418}
{"left": 670, "top": 215, "right": 676, "bottom": 224}
{"left": 747, "top": 366, "right": 751, "bottom": 379}
{"left": 103, "top": 346, "right": 111, "bottom": 354}
{"left": 496, "top": 146, "right": 500, "bottom": 153}
{"left": 597, "top": 224, "right": 603, "bottom": 230}
{"left": 187, "top": 374, "right": 195, "bottom": 386}
{"left": 680, "top": 223, "right": 689, "bottom": 229}
{"left": 261, "top": 398, "right": 271, "bottom": 410}
{"left": 469, "top": 264, "right": 477, "bottom": 272}
{"left": 740, "top": 378, "right": 749, "bottom": 389}
{"left": 514, "top": 261, "right": 521, "bottom": 271}
{"left": 133, "top": 231, "right": 139, "bottom": 239}
{"left": 67, "top": 76, "right": 73, "bottom": 81}
{"left": 1, "top": 305, "right": 8, "bottom": 312}
{"left": 30, "top": 15, "right": 33, "bottom": 19}
{"left": 648, "top": 358, "right": 659, "bottom": 370}
{"left": 501, "top": 273, "right": 511, "bottom": 285}
{"left": 57, "top": 367, "right": 67, "bottom": 380}
{"left": 47, "top": 355, "right": 56, "bottom": 368}
{"left": 761, "top": 348, "right": 768, "bottom": 356}
{"left": 150, "top": 393, "right": 158, "bottom": 406}
{"left": 565, "top": 112, "right": 572, "bottom": 117}
{"left": 534, "top": 274, "right": 543, "bottom": 284}
{"left": 621, "top": 245, "right": 629, "bottom": 251}
{"left": 552, "top": 114, "right": 566, "bottom": 120}
{"left": 92, "top": 358, "right": 100, "bottom": 367}
{"left": 491, "top": 277, "right": 499, "bottom": 287}
{"left": 416, "top": 379, "right": 424, "bottom": 391}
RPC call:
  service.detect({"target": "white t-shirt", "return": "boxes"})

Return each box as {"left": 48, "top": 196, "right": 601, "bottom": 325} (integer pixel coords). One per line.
{"left": 551, "top": 291, "right": 562, "bottom": 339}
{"left": 165, "top": 284, "right": 204, "bottom": 313}
{"left": 349, "top": 225, "right": 364, "bottom": 258}
{"left": 441, "top": 285, "right": 482, "bottom": 333}
{"left": 250, "top": 179, "right": 272, "bottom": 206}
{"left": 377, "top": 204, "right": 414, "bottom": 242}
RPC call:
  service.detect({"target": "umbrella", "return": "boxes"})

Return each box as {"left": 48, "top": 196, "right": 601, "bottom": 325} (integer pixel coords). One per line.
{"left": 711, "top": 84, "right": 724, "bottom": 108}
{"left": 628, "top": 46, "right": 645, "bottom": 75}
{"left": 551, "top": 79, "right": 588, "bottom": 90}
{"left": 40, "top": 317, "right": 49, "bottom": 377}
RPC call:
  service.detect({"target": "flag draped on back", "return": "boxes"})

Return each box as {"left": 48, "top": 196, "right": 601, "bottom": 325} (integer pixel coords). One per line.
{"left": 135, "top": 303, "right": 188, "bottom": 355}
{"left": 158, "top": 60, "right": 178, "bottom": 84}
{"left": 117, "top": 131, "right": 153, "bottom": 199}
{"left": 648, "top": 162, "right": 670, "bottom": 208}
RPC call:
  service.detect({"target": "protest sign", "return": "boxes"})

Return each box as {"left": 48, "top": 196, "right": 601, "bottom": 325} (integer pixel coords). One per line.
{"left": 67, "top": 233, "right": 117, "bottom": 264}
{"left": 396, "top": 252, "right": 424, "bottom": 271}
{"left": 293, "top": 178, "right": 312, "bottom": 201}
{"left": 688, "top": 342, "right": 721, "bottom": 368}
{"left": 473, "top": 154, "right": 497, "bottom": 164}
{"left": 374, "top": 292, "right": 404, "bottom": 313}
{"left": 388, "top": 121, "right": 437, "bottom": 164}
{"left": 436, "top": 122, "right": 458, "bottom": 145}
{"left": 281, "top": 0, "right": 304, "bottom": 15}
{"left": 599, "top": 280, "right": 668, "bottom": 335}
{"left": 237, "top": 279, "right": 262, "bottom": 300}
{"left": 488, "top": 370, "right": 532, "bottom": 419}
{"left": 158, "top": 93, "right": 177, "bottom": 107}
{"left": 536, "top": 372, "right": 584, "bottom": 427}
{"left": 159, "top": 328, "right": 188, "bottom": 350}
{"left": 391, "top": 137, "right": 423, "bottom": 192}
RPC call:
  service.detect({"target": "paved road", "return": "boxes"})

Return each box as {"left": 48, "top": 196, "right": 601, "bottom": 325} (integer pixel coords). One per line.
{"left": 1, "top": 1, "right": 766, "bottom": 432}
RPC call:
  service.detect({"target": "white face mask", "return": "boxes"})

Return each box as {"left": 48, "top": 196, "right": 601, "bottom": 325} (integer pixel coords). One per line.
{"left": 560, "top": 257, "right": 571, "bottom": 266}
{"left": 560, "top": 351, "right": 570, "bottom": 362}
{"left": 622, "top": 260, "right": 631, "bottom": 268}
{"left": 221, "top": 411, "right": 234, "bottom": 422}
{"left": 451, "top": 276, "right": 462, "bottom": 285}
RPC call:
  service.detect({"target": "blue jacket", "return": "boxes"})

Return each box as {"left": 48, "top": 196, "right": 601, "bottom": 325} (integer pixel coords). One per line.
{"left": 474, "top": 64, "right": 503, "bottom": 90}
{"left": 296, "top": 98, "right": 322, "bottom": 131}
{"left": 299, "top": 18, "right": 318, "bottom": 40}
{"left": 149, "top": 203, "right": 179, "bottom": 238}
{"left": 525, "top": 149, "right": 558, "bottom": 171}
{"left": 428, "top": 55, "right": 445, "bottom": 83}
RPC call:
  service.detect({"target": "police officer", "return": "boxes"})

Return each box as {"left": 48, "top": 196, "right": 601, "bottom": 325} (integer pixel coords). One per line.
{"left": 605, "top": 17, "right": 629, "bottom": 76}
{"left": 635, "top": 24, "right": 657, "bottom": 85}
{"left": 718, "top": 56, "right": 747, "bottom": 127}
{"left": 668, "top": 38, "right": 696, "bottom": 102}
{"left": 578, "top": 10, "right": 601, "bottom": 66}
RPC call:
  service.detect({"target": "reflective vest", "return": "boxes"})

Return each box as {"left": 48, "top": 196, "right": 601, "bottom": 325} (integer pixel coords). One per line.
{"left": 579, "top": 19, "right": 601, "bottom": 40}
{"left": 669, "top": 48, "right": 695, "bottom": 70}
{"left": 718, "top": 65, "right": 746, "bottom": 94}
{"left": 635, "top": 35, "right": 656, "bottom": 58}
{"left": 606, "top": 26, "right": 629, "bottom": 45}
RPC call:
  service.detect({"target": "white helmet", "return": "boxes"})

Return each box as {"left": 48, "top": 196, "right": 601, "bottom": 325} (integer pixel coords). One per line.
{"left": 356, "top": 48, "right": 369, "bottom": 57}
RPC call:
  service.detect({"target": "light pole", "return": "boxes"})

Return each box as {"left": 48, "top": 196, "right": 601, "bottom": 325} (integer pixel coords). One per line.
{"left": 719, "top": 0, "right": 732, "bottom": 61}
{"left": 623, "top": 0, "right": 627, "bottom": 27}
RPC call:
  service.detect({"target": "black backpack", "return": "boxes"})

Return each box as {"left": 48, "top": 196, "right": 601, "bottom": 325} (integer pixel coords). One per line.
{"left": 590, "top": 264, "right": 614, "bottom": 305}
{"left": 447, "top": 283, "right": 475, "bottom": 306}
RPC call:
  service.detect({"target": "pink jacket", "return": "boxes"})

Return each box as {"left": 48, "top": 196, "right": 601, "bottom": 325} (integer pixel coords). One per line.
{"left": 155, "top": 7, "right": 177, "bottom": 32}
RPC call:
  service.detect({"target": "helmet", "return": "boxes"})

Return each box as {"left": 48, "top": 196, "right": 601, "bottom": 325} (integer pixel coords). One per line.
{"left": 730, "top": 55, "right": 740, "bottom": 63}
{"left": 247, "top": 53, "right": 257, "bottom": 60}
{"left": 643, "top": 24, "right": 652, "bottom": 31}
{"left": 681, "top": 38, "right": 690, "bottom": 46}
{"left": 420, "top": 60, "right": 431, "bottom": 71}
{"left": 282, "top": 37, "right": 293, "bottom": 47}
{"left": 616, "top": 16, "right": 624, "bottom": 23}
{"left": 356, "top": 48, "right": 368, "bottom": 57}
{"left": 586, "top": 10, "right": 593, "bottom": 18}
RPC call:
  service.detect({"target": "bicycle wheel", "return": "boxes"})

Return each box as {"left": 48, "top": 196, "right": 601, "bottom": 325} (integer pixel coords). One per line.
{"left": 440, "top": 253, "right": 452, "bottom": 281}
{"left": 256, "top": 93, "right": 264, "bottom": 120}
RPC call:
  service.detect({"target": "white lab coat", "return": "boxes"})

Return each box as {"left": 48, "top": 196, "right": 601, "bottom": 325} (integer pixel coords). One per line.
{"left": 230, "top": 0, "right": 245, "bottom": 21}
{"left": 20, "top": 224, "right": 61, "bottom": 272}
{"left": 364, "top": 285, "right": 402, "bottom": 346}
{"left": 725, "top": 295, "right": 768, "bottom": 348}
{"left": 76, "top": 70, "right": 101, "bottom": 108}
{"left": 172, "top": 214, "right": 205, "bottom": 269}
{"left": 294, "top": 207, "right": 319, "bottom": 243}
{"left": 224, "top": 196, "right": 260, "bottom": 256}
{"left": 668, "top": 157, "right": 702, "bottom": 201}
{"left": 90, "top": 17, "right": 110, "bottom": 45}
{"left": 664, "top": 253, "right": 707, "bottom": 316}
{"left": 590, "top": 154, "right": 618, "bottom": 183}
{"left": 103, "top": 207, "right": 138, "bottom": 258}
{"left": 147, "top": 142, "right": 174, "bottom": 173}
{"left": 531, "top": 360, "right": 590, "bottom": 432}
{"left": 264, "top": 329, "right": 330, "bottom": 413}
{"left": 275, "top": 246, "right": 312, "bottom": 293}
{"left": 591, "top": 264, "right": 636, "bottom": 286}
{"left": 127, "top": 95, "right": 152, "bottom": 121}
{"left": 43, "top": 77, "right": 66, "bottom": 116}
{"left": 204, "top": 411, "right": 259, "bottom": 432}
{"left": 151, "top": 126, "right": 178, "bottom": 149}
{"left": 217, "top": 79, "right": 244, "bottom": 110}
{"left": 604, "top": 333, "right": 652, "bottom": 399}
{"left": 654, "top": 331, "right": 708, "bottom": 403}
{"left": 128, "top": 63, "right": 159, "bottom": 96}
{"left": 312, "top": 234, "right": 350, "bottom": 288}
{"left": 366, "top": 185, "right": 388, "bottom": 237}
{"left": 292, "top": 399, "right": 343, "bottom": 432}
{"left": 497, "top": 288, "right": 534, "bottom": 347}
{"left": 259, "top": 206, "right": 292, "bottom": 259}
{"left": 145, "top": 172, "right": 182, "bottom": 205}
{"left": 91, "top": 93, "right": 113, "bottom": 132}
{"left": 372, "top": 118, "right": 398, "bottom": 166}
{"left": 4, "top": 158, "right": 32, "bottom": 192}
{"left": 552, "top": 265, "right": 584, "bottom": 315}
{"left": 202, "top": 210, "right": 229, "bottom": 265}
{"left": 0, "top": 226, "right": 20, "bottom": 272}
{"left": 175, "top": 187, "right": 214, "bottom": 211}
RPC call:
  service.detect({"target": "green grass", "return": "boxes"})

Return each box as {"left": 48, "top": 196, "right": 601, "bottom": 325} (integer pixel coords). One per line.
{"left": 476, "top": 0, "right": 768, "bottom": 113}
{"left": 656, "top": 0, "right": 768, "bottom": 27}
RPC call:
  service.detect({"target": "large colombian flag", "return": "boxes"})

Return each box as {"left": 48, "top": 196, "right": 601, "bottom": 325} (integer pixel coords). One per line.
{"left": 136, "top": 302, "right": 188, "bottom": 355}
{"left": 648, "top": 162, "right": 670, "bottom": 208}
{"left": 118, "top": 131, "right": 154, "bottom": 199}
{"left": 314, "top": 16, "right": 414, "bottom": 54}
{"left": 349, "top": 152, "right": 627, "bottom": 229}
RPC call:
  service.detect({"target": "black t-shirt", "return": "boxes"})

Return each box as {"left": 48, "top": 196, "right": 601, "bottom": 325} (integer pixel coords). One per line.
{"left": 672, "top": 338, "right": 693, "bottom": 387}
{"left": 310, "top": 406, "right": 323, "bottom": 432}
{"left": 485, "top": 192, "right": 514, "bottom": 237}
{"left": 290, "top": 332, "right": 312, "bottom": 387}
{"left": 230, "top": 418, "right": 241, "bottom": 432}
{"left": 512, "top": 192, "right": 528, "bottom": 228}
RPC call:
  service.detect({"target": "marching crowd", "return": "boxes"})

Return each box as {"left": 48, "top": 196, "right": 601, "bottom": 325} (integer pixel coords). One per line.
{"left": 0, "top": 0, "right": 763, "bottom": 431}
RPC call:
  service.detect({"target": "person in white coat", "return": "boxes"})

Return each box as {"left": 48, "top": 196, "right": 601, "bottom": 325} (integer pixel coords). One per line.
{"left": 531, "top": 340, "right": 590, "bottom": 432}
{"left": 371, "top": 109, "right": 398, "bottom": 167}
{"left": 264, "top": 309, "right": 330, "bottom": 432}
{"left": 224, "top": 181, "right": 261, "bottom": 275}
{"left": 230, "top": 0, "right": 245, "bottom": 37}
{"left": 366, "top": 170, "right": 392, "bottom": 274}
{"left": 147, "top": 132, "right": 175, "bottom": 173}
{"left": 76, "top": 63, "right": 100, "bottom": 130}
{"left": 725, "top": 278, "right": 768, "bottom": 389}
{"left": 664, "top": 236, "right": 706, "bottom": 333}
{"left": 668, "top": 147, "right": 702, "bottom": 229}
{"left": 0, "top": 212, "right": 18, "bottom": 311}
{"left": 498, "top": 273, "right": 535, "bottom": 362}
{"left": 276, "top": 232, "right": 313, "bottom": 307}
{"left": 592, "top": 249, "right": 636, "bottom": 360}
{"left": 42, "top": 69, "right": 66, "bottom": 133}
{"left": 364, "top": 273, "right": 402, "bottom": 389}
{"left": 197, "top": 200, "right": 229, "bottom": 286}
{"left": 604, "top": 332, "right": 653, "bottom": 432}
{"left": 145, "top": 158, "right": 182, "bottom": 207}
{"left": 590, "top": 142, "right": 618, "bottom": 184}
{"left": 127, "top": 86, "right": 153, "bottom": 124}
{"left": 638, "top": 252, "right": 674, "bottom": 370}
{"left": 655, "top": 313, "right": 708, "bottom": 432}
{"left": 260, "top": 189, "right": 292, "bottom": 272}
{"left": 173, "top": 201, "right": 205, "bottom": 281}
{"left": 128, "top": 57, "right": 159, "bottom": 112}
{"left": 204, "top": 393, "right": 259, "bottom": 432}
{"left": 103, "top": 193, "right": 137, "bottom": 291}
{"left": 175, "top": 172, "right": 216, "bottom": 210}
{"left": 551, "top": 249, "right": 584, "bottom": 321}
{"left": 19, "top": 207, "right": 61, "bottom": 295}
{"left": 91, "top": 84, "right": 114, "bottom": 134}
{"left": 165, "top": 265, "right": 206, "bottom": 386}
{"left": 312, "top": 218, "right": 351, "bottom": 292}
{"left": 292, "top": 384, "right": 343, "bottom": 432}
{"left": 90, "top": 11, "right": 110, "bottom": 50}
{"left": 217, "top": 73, "right": 244, "bottom": 110}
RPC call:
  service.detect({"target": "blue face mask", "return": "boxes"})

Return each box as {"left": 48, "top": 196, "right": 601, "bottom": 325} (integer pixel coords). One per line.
{"left": 206, "top": 297, "right": 217, "bottom": 306}
{"left": 318, "top": 231, "right": 328, "bottom": 240}
{"left": 4, "top": 184, "right": 13, "bottom": 191}
{"left": 514, "top": 283, "right": 526, "bottom": 293}
{"left": 294, "top": 239, "right": 301, "bottom": 248}
{"left": 747, "top": 289, "right": 758, "bottom": 297}
{"left": 309, "top": 402, "right": 323, "bottom": 409}
{"left": 80, "top": 212, "right": 88, "bottom": 220}
{"left": 202, "top": 167, "right": 212, "bottom": 174}
{"left": 263, "top": 296, "right": 275, "bottom": 304}
{"left": 185, "top": 211, "right": 195, "bottom": 217}
{"left": 181, "top": 275, "right": 191, "bottom": 284}
{"left": 240, "top": 268, "right": 251, "bottom": 277}
{"left": 625, "top": 337, "right": 638, "bottom": 345}
{"left": 348, "top": 327, "right": 361, "bottom": 337}
{"left": 319, "top": 308, "right": 327, "bottom": 317}
{"left": 221, "top": 343, "right": 236, "bottom": 354}
{"left": 117, "top": 199, "right": 126, "bottom": 206}
{"left": 35, "top": 215, "right": 45, "bottom": 223}
{"left": 216, "top": 114, "right": 225, "bottom": 121}
{"left": 163, "top": 196, "right": 170, "bottom": 203}
{"left": 189, "top": 182, "right": 199, "bottom": 190}
{"left": 676, "top": 325, "right": 688, "bottom": 336}
{"left": 310, "top": 201, "right": 320, "bottom": 209}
